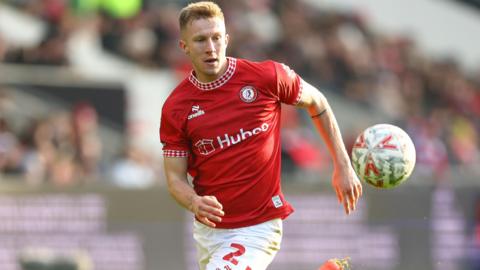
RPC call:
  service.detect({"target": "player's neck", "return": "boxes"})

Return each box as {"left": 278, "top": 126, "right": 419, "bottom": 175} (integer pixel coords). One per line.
{"left": 194, "top": 58, "right": 229, "bottom": 83}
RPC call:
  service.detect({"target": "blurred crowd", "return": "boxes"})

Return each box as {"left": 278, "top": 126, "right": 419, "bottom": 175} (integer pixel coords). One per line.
{"left": 0, "top": 0, "right": 479, "bottom": 186}
{"left": 0, "top": 94, "right": 100, "bottom": 185}
{"left": 0, "top": 89, "right": 160, "bottom": 187}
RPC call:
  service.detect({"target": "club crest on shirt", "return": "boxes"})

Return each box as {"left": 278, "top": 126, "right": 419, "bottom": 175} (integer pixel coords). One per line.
{"left": 239, "top": 86, "right": 257, "bottom": 103}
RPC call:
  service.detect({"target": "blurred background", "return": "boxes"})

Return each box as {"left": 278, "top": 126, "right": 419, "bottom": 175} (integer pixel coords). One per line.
{"left": 0, "top": 0, "right": 479, "bottom": 269}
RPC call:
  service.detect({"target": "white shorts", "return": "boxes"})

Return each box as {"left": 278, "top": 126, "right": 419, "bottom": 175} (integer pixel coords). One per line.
{"left": 193, "top": 218, "right": 283, "bottom": 270}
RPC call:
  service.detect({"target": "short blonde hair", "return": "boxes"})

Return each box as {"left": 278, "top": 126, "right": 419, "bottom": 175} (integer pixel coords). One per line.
{"left": 179, "top": 1, "right": 224, "bottom": 31}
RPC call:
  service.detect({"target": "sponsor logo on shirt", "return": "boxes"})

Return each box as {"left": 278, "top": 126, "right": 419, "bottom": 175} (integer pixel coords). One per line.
{"left": 194, "top": 123, "right": 270, "bottom": 155}
{"left": 239, "top": 86, "right": 257, "bottom": 103}
{"left": 195, "top": 139, "right": 215, "bottom": 155}
{"left": 217, "top": 123, "right": 269, "bottom": 149}
{"left": 188, "top": 105, "right": 205, "bottom": 120}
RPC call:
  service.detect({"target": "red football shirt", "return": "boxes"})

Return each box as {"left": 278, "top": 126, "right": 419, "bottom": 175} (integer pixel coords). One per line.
{"left": 160, "top": 57, "right": 303, "bottom": 228}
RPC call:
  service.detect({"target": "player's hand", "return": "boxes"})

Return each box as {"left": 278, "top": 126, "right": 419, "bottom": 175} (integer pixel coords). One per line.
{"left": 191, "top": 195, "right": 225, "bottom": 228}
{"left": 331, "top": 166, "right": 362, "bottom": 215}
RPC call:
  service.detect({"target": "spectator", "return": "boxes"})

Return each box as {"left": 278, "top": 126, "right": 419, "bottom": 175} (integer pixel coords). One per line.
{"left": 72, "top": 102, "right": 102, "bottom": 181}
{"left": 109, "top": 145, "right": 157, "bottom": 188}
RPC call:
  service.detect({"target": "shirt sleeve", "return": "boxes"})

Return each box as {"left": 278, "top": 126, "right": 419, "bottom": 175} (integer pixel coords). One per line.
{"left": 159, "top": 107, "right": 190, "bottom": 158}
{"left": 272, "top": 61, "right": 303, "bottom": 105}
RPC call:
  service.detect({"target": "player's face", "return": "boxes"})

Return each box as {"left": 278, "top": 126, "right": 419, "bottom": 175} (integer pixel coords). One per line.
{"left": 180, "top": 17, "right": 229, "bottom": 82}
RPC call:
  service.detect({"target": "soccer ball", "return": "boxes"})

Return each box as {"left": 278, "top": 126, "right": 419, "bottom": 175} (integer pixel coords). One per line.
{"left": 351, "top": 124, "right": 416, "bottom": 188}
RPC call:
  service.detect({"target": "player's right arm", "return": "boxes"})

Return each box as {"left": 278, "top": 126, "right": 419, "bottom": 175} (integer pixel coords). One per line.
{"left": 163, "top": 157, "right": 224, "bottom": 227}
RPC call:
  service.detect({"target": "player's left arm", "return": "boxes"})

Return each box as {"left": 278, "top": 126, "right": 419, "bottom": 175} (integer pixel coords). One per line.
{"left": 296, "top": 79, "right": 363, "bottom": 215}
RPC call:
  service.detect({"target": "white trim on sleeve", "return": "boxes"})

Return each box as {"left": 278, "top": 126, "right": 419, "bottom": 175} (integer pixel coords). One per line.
{"left": 163, "top": 150, "right": 189, "bottom": 158}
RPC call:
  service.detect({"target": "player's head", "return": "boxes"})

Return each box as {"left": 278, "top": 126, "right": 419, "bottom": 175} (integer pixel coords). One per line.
{"left": 178, "top": 1, "right": 229, "bottom": 82}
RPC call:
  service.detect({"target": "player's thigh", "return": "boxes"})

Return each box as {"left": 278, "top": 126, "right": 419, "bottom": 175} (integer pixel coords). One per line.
{"left": 206, "top": 219, "right": 282, "bottom": 270}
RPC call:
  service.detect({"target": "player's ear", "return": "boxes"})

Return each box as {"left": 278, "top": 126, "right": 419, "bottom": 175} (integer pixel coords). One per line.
{"left": 225, "top": 33, "right": 229, "bottom": 47}
{"left": 179, "top": 39, "right": 189, "bottom": 55}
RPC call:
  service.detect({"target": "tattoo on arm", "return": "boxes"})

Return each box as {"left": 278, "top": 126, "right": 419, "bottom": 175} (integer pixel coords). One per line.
{"left": 310, "top": 109, "right": 327, "bottom": 119}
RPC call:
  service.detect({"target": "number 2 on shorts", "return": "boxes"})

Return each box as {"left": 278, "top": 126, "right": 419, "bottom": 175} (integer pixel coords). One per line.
{"left": 222, "top": 243, "right": 245, "bottom": 265}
